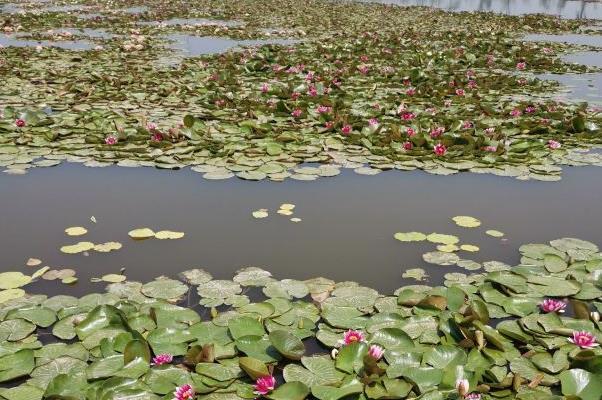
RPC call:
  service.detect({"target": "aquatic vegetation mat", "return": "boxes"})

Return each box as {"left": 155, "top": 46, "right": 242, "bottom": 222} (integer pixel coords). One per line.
{"left": 0, "top": 236, "right": 601, "bottom": 399}
{"left": 0, "top": 0, "right": 602, "bottom": 181}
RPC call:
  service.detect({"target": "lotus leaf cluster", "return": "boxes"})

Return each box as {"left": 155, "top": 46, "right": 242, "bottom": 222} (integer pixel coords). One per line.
{"left": 0, "top": 237, "right": 600, "bottom": 399}
{"left": 0, "top": 0, "right": 601, "bottom": 180}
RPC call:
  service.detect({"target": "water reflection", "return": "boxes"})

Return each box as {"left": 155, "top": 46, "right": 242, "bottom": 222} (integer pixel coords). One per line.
{"left": 2, "top": 163, "right": 602, "bottom": 296}
{"left": 165, "top": 34, "right": 297, "bottom": 57}
{"left": 523, "top": 33, "right": 602, "bottom": 47}
{"left": 138, "top": 18, "right": 242, "bottom": 27}
{"left": 537, "top": 72, "right": 602, "bottom": 104}
{"left": 361, "top": 0, "right": 602, "bottom": 19}
{"left": 0, "top": 33, "right": 94, "bottom": 50}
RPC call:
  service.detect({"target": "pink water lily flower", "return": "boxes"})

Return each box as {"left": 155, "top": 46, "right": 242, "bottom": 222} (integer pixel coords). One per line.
{"left": 444, "top": 99, "right": 452, "bottom": 107}
{"left": 516, "top": 62, "right": 526, "bottom": 70}
{"left": 339, "top": 330, "right": 366, "bottom": 346}
{"left": 569, "top": 331, "right": 599, "bottom": 348}
{"left": 455, "top": 88, "right": 465, "bottom": 96}
{"left": 15, "top": 118, "right": 25, "bottom": 127}
{"left": 430, "top": 127, "right": 445, "bottom": 138}
{"left": 104, "top": 135, "right": 118, "bottom": 145}
{"left": 152, "top": 353, "right": 173, "bottom": 366}
{"left": 434, "top": 143, "right": 447, "bottom": 156}
{"left": 254, "top": 375, "right": 276, "bottom": 396}
{"left": 146, "top": 122, "right": 158, "bottom": 131}
{"left": 368, "top": 118, "right": 379, "bottom": 127}
{"left": 467, "top": 80, "right": 478, "bottom": 89}
{"left": 403, "top": 141, "right": 413, "bottom": 151}
{"left": 401, "top": 111, "right": 415, "bottom": 120}
{"left": 525, "top": 105, "right": 536, "bottom": 114}
{"left": 406, "top": 127, "right": 416, "bottom": 137}
{"left": 510, "top": 109, "right": 522, "bottom": 117}
{"left": 465, "top": 394, "right": 481, "bottom": 400}
{"left": 316, "top": 105, "right": 332, "bottom": 114}
{"left": 291, "top": 109, "right": 302, "bottom": 118}
{"left": 341, "top": 124, "right": 352, "bottom": 135}
{"left": 539, "top": 299, "right": 566, "bottom": 313}
{"left": 548, "top": 140, "right": 561, "bottom": 150}
{"left": 173, "top": 384, "right": 194, "bottom": 400}
{"left": 463, "top": 121, "right": 473, "bottom": 129}
{"left": 485, "top": 127, "right": 495, "bottom": 135}
{"left": 406, "top": 87, "right": 416, "bottom": 96}
{"left": 150, "top": 132, "right": 163, "bottom": 142}
{"left": 368, "top": 345, "right": 384, "bottom": 361}
{"left": 324, "top": 121, "right": 334, "bottom": 129}
{"left": 260, "top": 83, "right": 269, "bottom": 93}
{"left": 291, "top": 92, "right": 301, "bottom": 100}
{"left": 484, "top": 145, "right": 497, "bottom": 152}
{"left": 307, "top": 86, "right": 318, "bottom": 97}
{"left": 360, "top": 55, "right": 369, "bottom": 62}
{"left": 358, "top": 65, "right": 369, "bottom": 75}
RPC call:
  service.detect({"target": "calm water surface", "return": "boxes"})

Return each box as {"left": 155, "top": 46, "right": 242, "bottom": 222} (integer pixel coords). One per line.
{"left": 361, "top": 0, "right": 602, "bottom": 19}
{"left": 2, "top": 164, "right": 602, "bottom": 296}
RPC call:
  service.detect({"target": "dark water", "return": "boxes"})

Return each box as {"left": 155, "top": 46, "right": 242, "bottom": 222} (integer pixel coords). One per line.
{"left": 360, "top": 0, "right": 602, "bottom": 19}
{"left": 2, "top": 163, "right": 602, "bottom": 296}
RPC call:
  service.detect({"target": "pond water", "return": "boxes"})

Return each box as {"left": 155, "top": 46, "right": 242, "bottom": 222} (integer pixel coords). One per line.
{"left": 525, "top": 32, "right": 602, "bottom": 104}
{"left": 362, "top": 0, "right": 602, "bottom": 19}
{"left": 2, "top": 163, "right": 602, "bottom": 298}
{"left": 523, "top": 32, "right": 602, "bottom": 47}
{"left": 0, "top": 33, "right": 94, "bottom": 50}
{"left": 537, "top": 72, "right": 602, "bottom": 103}
{"left": 563, "top": 50, "right": 602, "bottom": 67}
{"left": 138, "top": 18, "right": 242, "bottom": 27}
{"left": 164, "top": 34, "right": 297, "bottom": 57}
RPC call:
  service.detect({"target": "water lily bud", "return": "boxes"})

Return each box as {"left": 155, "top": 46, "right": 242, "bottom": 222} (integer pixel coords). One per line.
{"left": 591, "top": 311, "right": 600, "bottom": 323}
{"left": 456, "top": 379, "right": 469, "bottom": 397}
{"left": 331, "top": 348, "right": 339, "bottom": 359}
{"left": 475, "top": 330, "right": 484, "bottom": 350}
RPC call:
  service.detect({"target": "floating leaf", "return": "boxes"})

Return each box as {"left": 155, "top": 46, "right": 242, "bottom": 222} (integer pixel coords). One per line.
{"left": 394, "top": 232, "right": 427, "bottom": 242}
{"left": 65, "top": 227, "right": 88, "bottom": 236}
{"left": 128, "top": 228, "right": 155, "bottom": 240}
{"left": 452, "top": 216, "right": 481, "bottom": 228}
{"left": 426, "top": 233, "right": 459, "bottom": 245}
{"left": 486, "top": 230, "right": 505, "bottom": 238}
{"left": 155, "top": 231, "right": 185, "bottom": 240}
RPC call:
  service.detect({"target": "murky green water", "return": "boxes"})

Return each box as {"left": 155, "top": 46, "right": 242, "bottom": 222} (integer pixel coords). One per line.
{"left": 2, "top": 163, "right": 602, "bottom": 296}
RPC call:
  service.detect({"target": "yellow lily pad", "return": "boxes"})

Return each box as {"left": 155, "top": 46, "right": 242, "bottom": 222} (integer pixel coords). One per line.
{"left": 32, "top": 266, "right": 50, "bottom": 279}
{"left": 60, "top": 242, "right": 95, "bottom": 254}
{"left": 65, "top": 226, "right": 88, "bottom": 236}
{"left": 252, "top": 210, "right": 269, "bottom": 219}
{"left": 62, "top": 277, "right": 78, "bottom": 284}
{"left": 128, "top": 228, "right": 155, "bottom": 240}
{"left": 277, "top": 209, "right": 294, "bottom": 216}
{"left": 94, "top": 242, "right": 123, "bottom": 252}
{"left": 394, "top": 232, "right": 427, "bottom": 242}
{"left": 0, "top": 289, "right": 25, "bottom": 304}
{"left": 290, "top": 218, "right": 302, "bottom": 222}
{"left": 155, "top": 231, "right": 185, "bottom": 240}
{"left": 437, "top": 244, "right": 460, "bottom": 253}
{"left": 26, "top": 258, "right": 41, "bottom": 267}
{"left": 101, "top": 274, "right": 126, "bottom": 283}
{"left": 427, "top": 233, "right": 460, "bottom": 245}
{"left": 0, "top": 272, "right": 32, "bottom": 289}
{"left": 452, "top": 216, "right": 481, "bottom": 228}
{"left": 460, "top": 244, "right": 480, "bottom": 252}
{"left": 280, "top": 203, "right": 295, "bottom": 211}
{"left": 486, "top": 230, "right": 505, "bottom": 238}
